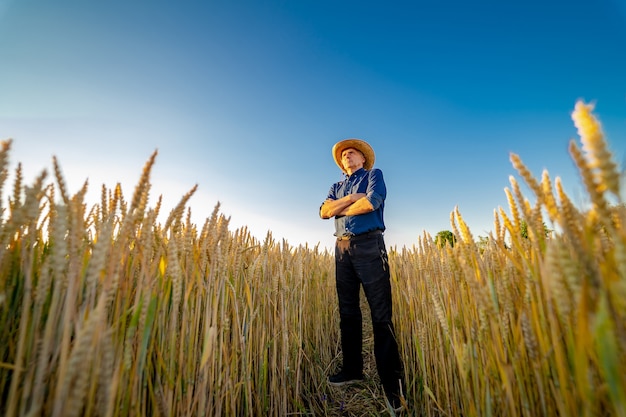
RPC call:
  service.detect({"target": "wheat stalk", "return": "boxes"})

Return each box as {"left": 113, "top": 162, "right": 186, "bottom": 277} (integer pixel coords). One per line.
{"left": 3, "top": 100, "right": 625, "bottom": 416}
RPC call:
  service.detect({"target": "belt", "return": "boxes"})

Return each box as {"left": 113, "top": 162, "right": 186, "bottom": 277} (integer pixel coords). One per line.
{"left": 337, "top": 230, "right": 383, "bottom": 241}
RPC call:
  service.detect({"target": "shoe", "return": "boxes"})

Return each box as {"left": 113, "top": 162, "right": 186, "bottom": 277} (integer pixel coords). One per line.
{"left": 327, "top": 370, "right": 363, "bottom": 386}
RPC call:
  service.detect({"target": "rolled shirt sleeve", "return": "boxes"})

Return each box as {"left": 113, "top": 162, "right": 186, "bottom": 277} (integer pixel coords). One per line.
{"left": 365, "top": 169, "right": 386, "bottom": 210}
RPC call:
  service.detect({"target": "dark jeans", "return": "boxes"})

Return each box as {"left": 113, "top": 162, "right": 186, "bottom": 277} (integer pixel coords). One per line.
{"left": 335, "top": 232, "right": 405, "bottom": 399}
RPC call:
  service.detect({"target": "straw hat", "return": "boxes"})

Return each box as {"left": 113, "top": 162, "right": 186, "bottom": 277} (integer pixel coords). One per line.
{"left": 332, "top": 138, "right": 375, "bottom": 172}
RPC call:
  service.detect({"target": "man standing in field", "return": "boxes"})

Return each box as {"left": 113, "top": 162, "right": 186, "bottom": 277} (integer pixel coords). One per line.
{"left": 319, "top": 138, "right": 406, "bottom": 413}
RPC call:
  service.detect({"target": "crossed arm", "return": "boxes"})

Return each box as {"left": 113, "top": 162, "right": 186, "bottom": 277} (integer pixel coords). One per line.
{"left": 319, "top": 193, "right": 374, "bottom": 219}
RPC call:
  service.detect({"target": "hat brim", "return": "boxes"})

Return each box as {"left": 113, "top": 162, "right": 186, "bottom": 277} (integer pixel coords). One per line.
{"left": 332, "top": 139, "right": 375, "bottom": 173}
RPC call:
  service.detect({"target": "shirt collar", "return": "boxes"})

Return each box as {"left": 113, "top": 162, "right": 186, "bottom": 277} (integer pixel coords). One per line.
{"left": 345, "top": 167, "right": 366, "bottom": 179}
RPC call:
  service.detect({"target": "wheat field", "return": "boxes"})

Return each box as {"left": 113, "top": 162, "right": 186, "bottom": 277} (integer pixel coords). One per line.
{"left": 1, "top": 101, "right": 624, "bottom": 416}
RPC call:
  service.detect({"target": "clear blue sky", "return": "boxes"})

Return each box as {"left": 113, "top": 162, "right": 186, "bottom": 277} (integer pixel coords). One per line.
{"left": 1, "top": 0, "right": 625, "bottom": 249}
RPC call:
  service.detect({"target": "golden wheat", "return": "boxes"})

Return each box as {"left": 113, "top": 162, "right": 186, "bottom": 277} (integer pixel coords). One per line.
{"left": 1, "top": 100, "right": 625, "bottom": 416}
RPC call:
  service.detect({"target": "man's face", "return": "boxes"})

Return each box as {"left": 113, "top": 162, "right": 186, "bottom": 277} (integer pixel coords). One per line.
{"left": 341, "top": 148, "right": 365, "bottom": 171}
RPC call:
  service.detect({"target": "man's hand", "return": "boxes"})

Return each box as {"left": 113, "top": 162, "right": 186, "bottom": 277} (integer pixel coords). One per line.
{"left": 320, "top": 193, "right": 367, "bottom": 219}
{"left": 338, "top": 196, "right": 374, "bottom": 216}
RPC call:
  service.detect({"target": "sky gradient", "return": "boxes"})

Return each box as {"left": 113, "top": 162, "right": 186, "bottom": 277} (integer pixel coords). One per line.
{"left": 1, "top": 0, "right": 626, "bottom": 249}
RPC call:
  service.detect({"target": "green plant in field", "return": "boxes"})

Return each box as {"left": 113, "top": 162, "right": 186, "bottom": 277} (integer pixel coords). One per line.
{"left": 519, "top": 220, "right": 551, "bottom": 239}
{"left": 434, "top": 230, "right": 456, "bottom": 248}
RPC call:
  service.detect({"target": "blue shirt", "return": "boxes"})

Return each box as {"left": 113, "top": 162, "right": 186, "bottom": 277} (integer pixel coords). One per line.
{"left": 324, "top": 168, "right": 386, "bottom": 237}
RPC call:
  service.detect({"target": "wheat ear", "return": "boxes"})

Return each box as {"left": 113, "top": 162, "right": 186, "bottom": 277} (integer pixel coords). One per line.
{"left": 129, "top": 150, "right": 157, "bottom": 215}
{"left": 571, "top": 100, "right": 620, "bottom": 197}
{"left": 541, "top": 170, "right": 559, "bottom": 225}
{"left": 52, "top": 156, "right": 69, "bottom": 205}
{"left": 510, "top": 153, "right": 544, "bottom": 203}
{"left": 163, "top": 184, "right": 199, "bottom": 233}
{"left": 0, "top": 139, "right": 13, "bottom": 223}
{"left": 569, "top": 139, "right": 612, "bottom": 222}
{"left": 504, "top": 185, "right": 521, "bottom": 234}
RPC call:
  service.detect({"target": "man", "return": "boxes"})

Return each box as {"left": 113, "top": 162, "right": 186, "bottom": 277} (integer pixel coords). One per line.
{"left": 320, "top": 138, "right": 406, "bottom": 412}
